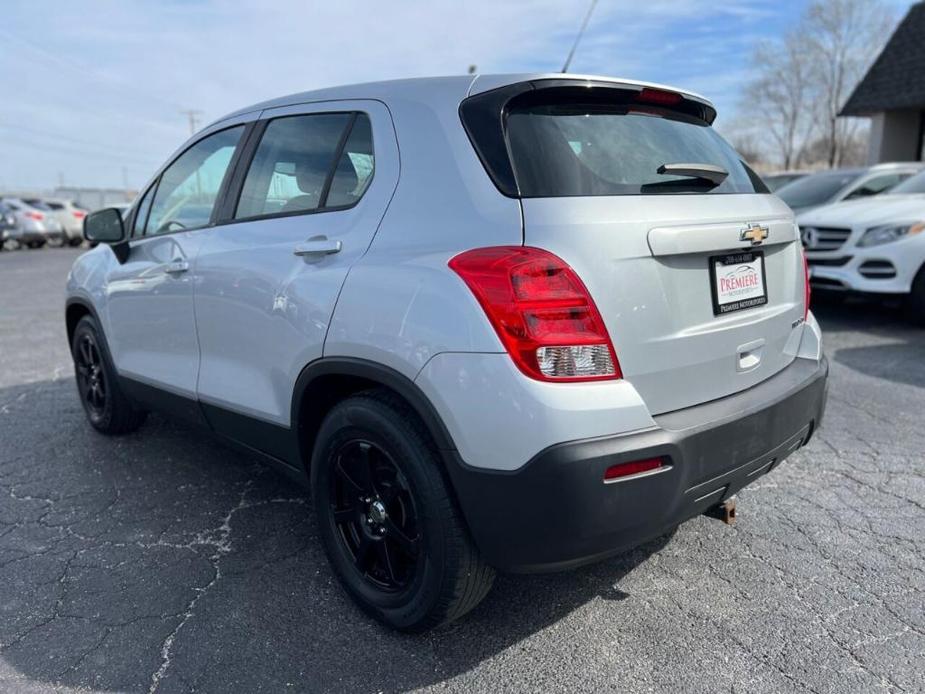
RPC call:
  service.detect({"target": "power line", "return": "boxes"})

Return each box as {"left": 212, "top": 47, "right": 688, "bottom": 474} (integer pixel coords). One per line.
{"left": 0, "top": 124, "right": 163, "bottom": 160}
{"left": 562, "top": 0, "right": 599, "bottom": 73}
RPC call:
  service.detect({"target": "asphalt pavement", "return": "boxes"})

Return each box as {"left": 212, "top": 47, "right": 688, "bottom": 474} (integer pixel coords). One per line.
{"left": 1, "top": 247, "right": 923, "bottom": 693}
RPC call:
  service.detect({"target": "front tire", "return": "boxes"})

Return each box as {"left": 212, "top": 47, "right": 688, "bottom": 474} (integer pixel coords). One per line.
{"left": 310, "top": 390, "right": 494, "bottom": 632}
{"left": 71, "top": 316, "right": 147, "bottom": 434}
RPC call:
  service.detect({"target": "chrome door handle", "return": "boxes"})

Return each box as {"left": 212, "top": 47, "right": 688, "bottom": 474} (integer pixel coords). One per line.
{"left": 164, "top": 259, "right": 189, "bottom": 274}
{"left": 293, "top": 237, "right": 342, "bottom": 257}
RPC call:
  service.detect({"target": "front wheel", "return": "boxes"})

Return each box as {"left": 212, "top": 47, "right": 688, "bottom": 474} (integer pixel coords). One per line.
{"left": 72, "top": 316, "right": 147, "bottom": 434}
{"left": 311, "top": 391, "right": 494, "bottom": 632}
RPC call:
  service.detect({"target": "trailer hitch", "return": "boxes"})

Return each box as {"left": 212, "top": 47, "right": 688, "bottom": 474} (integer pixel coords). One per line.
{"left": 704, "top": 496, "right": 737, "bottom": 525}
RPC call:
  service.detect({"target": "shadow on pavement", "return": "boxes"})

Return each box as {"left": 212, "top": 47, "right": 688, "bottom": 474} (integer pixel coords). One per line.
{"left": 0, "top": 377, "right": 673, "bottom": 692}
{"left": 812, "top": 295, "right": 924, "bottom": 389}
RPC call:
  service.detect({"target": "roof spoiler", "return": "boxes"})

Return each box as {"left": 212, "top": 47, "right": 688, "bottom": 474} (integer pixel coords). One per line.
{"left": 459, "top": 79, "right": 718, "bottom": 198}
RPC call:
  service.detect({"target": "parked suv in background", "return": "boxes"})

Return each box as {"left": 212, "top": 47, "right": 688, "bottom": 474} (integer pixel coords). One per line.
{"left": 776, "top": 162, "right": 925, "bottom": 215}
{"left": 0, "top": 197, "right": 65, "bottom": 248}
{"left": 799, "top": 169, "right": 925, "bottom": 321}
{"left": 25, "top": 197, "right": 88, "bottom": 245}
{"left": 67, "top": 74, "right": 827, "bottom": 631}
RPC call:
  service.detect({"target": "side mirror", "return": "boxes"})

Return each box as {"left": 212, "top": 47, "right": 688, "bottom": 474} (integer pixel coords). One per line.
{"left": 83, "top": 208, "right": 126, "bottom": 244}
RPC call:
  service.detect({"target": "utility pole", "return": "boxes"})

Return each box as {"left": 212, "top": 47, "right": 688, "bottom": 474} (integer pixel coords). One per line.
{"left": 180, "top": 109, "right": 203, "bottom": 136}
{"left": 562, "top": 0, "right": 599, "bottom": 73}
{"left": 180, "top": 109, "right": 204, "bottom": 199}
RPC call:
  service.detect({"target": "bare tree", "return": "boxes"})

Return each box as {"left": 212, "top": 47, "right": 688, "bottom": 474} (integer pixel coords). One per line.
{"left": 736, "top": 0, "right": 896, "bottom": 169}
{"left": 740, "top": 33, "right": 812, "bottom": 169}
{"left": 803, "top": 0, "right": 895, "bottom": 167}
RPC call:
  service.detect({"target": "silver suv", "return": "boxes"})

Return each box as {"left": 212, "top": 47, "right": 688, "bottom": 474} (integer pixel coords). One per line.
{"left": 67, "top": 74, "right": 828, "bottom": 631}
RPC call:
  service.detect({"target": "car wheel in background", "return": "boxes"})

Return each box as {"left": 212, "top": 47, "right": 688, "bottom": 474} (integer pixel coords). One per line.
{"left": 69, "top": 237, "right": 84, "bottom": 247}
{"left": 311, "top": 390, "right": 495, "bottom": 632}
{"left": 71, "top": 316, "right": 147, "bottom": 434}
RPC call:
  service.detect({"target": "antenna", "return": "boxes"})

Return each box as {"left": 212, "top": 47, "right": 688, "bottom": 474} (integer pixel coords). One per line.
{"left": 562, "top": 0, "right": 599, "bottom": 73}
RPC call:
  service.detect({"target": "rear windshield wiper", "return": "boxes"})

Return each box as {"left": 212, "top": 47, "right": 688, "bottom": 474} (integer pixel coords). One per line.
{"left": 655, "top": 163, "right": 729, "bottom": 187}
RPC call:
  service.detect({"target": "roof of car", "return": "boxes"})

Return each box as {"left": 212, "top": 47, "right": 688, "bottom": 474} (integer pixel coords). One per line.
{"left": 211, "top": 73, "right": 714, "bottom": 128}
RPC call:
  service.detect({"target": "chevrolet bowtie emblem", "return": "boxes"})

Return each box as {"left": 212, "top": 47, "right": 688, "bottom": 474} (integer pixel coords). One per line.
{"left": 740, "top": 223, "right": 769, "bottom": 245}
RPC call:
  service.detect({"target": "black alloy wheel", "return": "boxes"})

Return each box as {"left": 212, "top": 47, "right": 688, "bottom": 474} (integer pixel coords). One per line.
{"left": 75, "top": 332, "right": 107, "bottom": 421}
{"left": 330, "top": 439, "right": 421, "bottom": 592}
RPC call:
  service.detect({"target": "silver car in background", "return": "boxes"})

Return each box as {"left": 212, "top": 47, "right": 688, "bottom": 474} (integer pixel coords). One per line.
{"left": 0, "top": 201, "right": 18, "bottom": 250}
{"left": 0, "top": 197, "right": 65, "bottom": 248}
{"left": 25, "top": 197, "right": 88, "bottom": 246}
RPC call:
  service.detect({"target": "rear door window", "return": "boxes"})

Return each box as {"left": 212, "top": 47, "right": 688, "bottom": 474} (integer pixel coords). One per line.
{"left": 506, "top": 104, "right": 760, "bottom": 197}
{"left": 234, "top": 112, "right": 374, "bottom": 220}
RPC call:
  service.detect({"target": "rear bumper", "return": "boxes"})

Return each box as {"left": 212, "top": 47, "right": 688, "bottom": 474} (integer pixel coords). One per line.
{"left": 445, "top": 356, "right": 828, "bottom": 573}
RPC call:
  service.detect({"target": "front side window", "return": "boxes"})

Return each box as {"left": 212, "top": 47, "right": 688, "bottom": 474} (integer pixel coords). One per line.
{"left": 145, "top": 126, "right": 244, "bottom": 235}
{"left": 235, "top": 112, "right": 374, "bottom": 220}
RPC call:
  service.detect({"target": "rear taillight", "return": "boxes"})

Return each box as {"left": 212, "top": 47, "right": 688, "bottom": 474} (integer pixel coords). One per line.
{"left": 802, "top": 250, "right": 811, "bottom": 321}
{"left": 72, "top": 210, "right": 86, "bottom": 219}
{"left": 25, "top": 211, "right": 44, "bottom": 221}
{"left": 449, "top": 246, "right": 621, "bottom": 382}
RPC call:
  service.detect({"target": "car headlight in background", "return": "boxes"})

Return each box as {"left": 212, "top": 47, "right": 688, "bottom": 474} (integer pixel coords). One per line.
{"left": 857, "top": 222, "right": 925, "bottom": 247}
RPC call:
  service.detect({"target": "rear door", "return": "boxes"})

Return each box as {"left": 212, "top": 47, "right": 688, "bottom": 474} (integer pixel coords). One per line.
{"left": 502, "top": 85, "right": 806, "bottom": 414}
{"left": 193, "top": 101, "right": 398, "bottom": 431}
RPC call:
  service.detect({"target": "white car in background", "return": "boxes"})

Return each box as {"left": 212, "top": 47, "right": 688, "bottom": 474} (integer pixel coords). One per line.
{"left": 25, "top": 198, "right": 88, "bottom": 246}
{"left": 777, "top": 162, "right": 925, "bottom": 215}
{"left": 799, "top": 170, "right": 925, "bottom": 322}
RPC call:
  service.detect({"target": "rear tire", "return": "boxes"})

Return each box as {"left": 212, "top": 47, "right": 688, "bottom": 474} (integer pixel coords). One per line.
{"left": 904, "top": 266, "right": 925, "bottom": 327}
{"left": 71, "top": 316, "right": 147, "bottom": 434}
{"left": 310, "top": 390, "right": 494, "bottom": 632}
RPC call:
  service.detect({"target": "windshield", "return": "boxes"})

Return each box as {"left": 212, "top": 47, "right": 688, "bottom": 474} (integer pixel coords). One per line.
{"left": 505, "top": 105, "right": 762, "bottom": 197}
{"left": 888, "top": 170, "right": 925, "bottom": 194}
{"left": 776, "top": 170, "right": 860, "bottom": 208}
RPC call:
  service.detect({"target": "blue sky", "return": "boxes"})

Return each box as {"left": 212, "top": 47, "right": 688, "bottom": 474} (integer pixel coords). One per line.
{"left": 0, "top": 0, "right": 916, "bottom": 191}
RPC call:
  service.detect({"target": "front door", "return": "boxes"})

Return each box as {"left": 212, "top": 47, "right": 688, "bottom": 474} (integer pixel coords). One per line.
{"left": 193, "top": 101, "right": 398, "bottom": 432}
{"left": 105, "top": 124, "right": 246, "bottom": 398}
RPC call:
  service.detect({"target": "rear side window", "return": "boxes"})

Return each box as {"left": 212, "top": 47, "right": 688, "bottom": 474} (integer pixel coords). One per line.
{"left": 234, "top": 112, "right": 374, "bottom": 220}
{"left": 506, "top": 105, "right": 759, "bottom": 197}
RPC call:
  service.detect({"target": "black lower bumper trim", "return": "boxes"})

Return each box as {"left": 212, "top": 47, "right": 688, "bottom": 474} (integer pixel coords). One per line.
{"left": 444, "top": 357, "right": 829, "bottom": 573}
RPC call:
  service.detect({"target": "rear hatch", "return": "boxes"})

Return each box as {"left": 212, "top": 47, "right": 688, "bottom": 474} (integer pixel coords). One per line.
{"left": 462, "top": 80, "right": 806, "bottom": 414}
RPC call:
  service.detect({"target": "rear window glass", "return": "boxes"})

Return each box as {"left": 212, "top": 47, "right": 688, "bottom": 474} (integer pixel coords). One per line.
{"left": 506, "top": 105, "right": 760, "bottom": 197}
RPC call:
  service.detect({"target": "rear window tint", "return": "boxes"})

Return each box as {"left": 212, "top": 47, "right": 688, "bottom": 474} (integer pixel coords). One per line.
{"left": 506, "top": 105, "right": 760, "bottom": 197}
